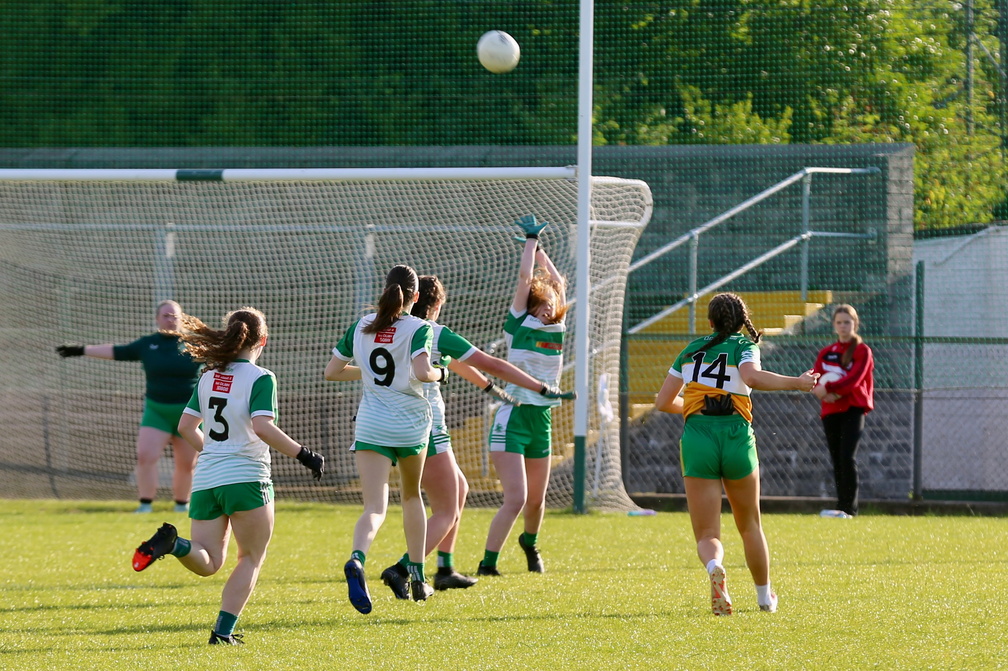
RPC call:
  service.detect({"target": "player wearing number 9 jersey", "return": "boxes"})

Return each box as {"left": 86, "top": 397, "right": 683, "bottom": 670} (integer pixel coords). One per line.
{"left": 325, "top": 264, "right": 446, "bottom": 612}
{"left": 655, "top": 293, "right": 817, "bottom": 616}
{"left": 131, "top": 307, "right": 324, "bottom": 646}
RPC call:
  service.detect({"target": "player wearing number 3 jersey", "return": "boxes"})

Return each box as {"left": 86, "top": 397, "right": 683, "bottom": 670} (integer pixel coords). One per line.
{"left": 325, "top": 264, "right": 445, "bottom": 612}
{"left": 131, "top": 307, "right": 324, "bottom": 646}
{"left": 655, "top": 293, "right": 817, "bottom": 616}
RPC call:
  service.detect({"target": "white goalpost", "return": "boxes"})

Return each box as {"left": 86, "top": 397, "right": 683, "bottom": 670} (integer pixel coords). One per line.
{"left": 0, "top": 168, "right": 651, "bottom": 510}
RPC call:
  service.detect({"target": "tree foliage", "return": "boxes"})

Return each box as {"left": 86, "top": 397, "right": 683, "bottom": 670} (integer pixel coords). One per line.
{"left": 0, "top": 0, "right": 1004, "bottom": 229}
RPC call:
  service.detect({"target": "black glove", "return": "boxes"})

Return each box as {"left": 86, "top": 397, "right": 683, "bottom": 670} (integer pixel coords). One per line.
{"left": 56, "top": 344, "right": 85, "bottom": 358}
{"left": 433, "top": 364, "right": 449, "bottom": 383}
{"left": 540, "top": 383, "right": 576, "bottom": 400}
{"left": 483, "top": 381, "right": 518, "bottom": 406}
{"left": 296, "top": 447, "right": 325, "bottom": 481}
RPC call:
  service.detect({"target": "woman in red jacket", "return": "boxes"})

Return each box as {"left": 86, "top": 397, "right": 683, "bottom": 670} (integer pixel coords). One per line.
{"left": 812, "top": 304, "right": 874, "bottom": 517}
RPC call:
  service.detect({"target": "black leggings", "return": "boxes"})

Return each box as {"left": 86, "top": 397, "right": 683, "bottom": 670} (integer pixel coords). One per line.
{"left": 821, "top": 407, "right": 866, "bottom": 516}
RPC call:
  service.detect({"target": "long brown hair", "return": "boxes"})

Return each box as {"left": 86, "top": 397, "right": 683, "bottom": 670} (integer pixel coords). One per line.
{"left": 177, "top": 306, "right": 268, "bottom": 373}
{"left": 833, "top": 304, "right": 864, "bottom": 368}
{"left": 696, "top": 292, "right": 762, "bottom": 353}
{"left": 363, "top": 264, "right": 418, "bottom": 333}
{"left": 527, "top": 268, "right": 570, "bottom": 324}
{"left": 411, "top": 275, "right": 446, "bottom": 320}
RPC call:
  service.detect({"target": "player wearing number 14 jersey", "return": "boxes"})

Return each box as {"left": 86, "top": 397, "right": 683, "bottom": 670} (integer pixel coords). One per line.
{"left": 655, "top": 293, "right": 817, "bottom": 616}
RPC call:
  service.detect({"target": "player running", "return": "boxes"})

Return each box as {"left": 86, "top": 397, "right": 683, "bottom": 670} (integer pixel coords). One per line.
{"left": 131, "top": 306, "right": 324, "bottom": 645}
{"left": 324, "top": 264, "right": 444, "bottom": 612}
{"left": 655, "top": 292, "right": 817, "bottom": 615}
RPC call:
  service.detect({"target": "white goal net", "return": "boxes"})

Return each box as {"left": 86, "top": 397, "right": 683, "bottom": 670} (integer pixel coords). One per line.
{"left": 0, "top": 171, "right": 651, "bottom": 510}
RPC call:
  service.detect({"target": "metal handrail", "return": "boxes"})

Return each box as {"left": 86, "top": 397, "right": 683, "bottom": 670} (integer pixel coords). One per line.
{"left": 627, "top": 166, "right": 880, "bottom": 334}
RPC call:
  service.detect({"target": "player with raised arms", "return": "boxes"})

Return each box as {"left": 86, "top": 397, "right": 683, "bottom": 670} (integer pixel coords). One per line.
{"left": 131, "top": 306, "right": 325, "bottom": 645}
{"left": 324, "top": 264, "right": 444, "bottom": 613}
{"left": 654, "top": 292, "right": 817, "bottom": 615}
{"left": 376, "top": 274, "right": 575, "bottom": 598}
{"left": 56, "top": 300, "right": 201, "bottom": 514}
{"left": 477, "top": 214, "right": 570, "bottom": 577}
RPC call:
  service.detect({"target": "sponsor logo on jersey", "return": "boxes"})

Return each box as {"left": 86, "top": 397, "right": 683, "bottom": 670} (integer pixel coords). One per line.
{"left": 375, "top": 327, "right": 396, "bottom": 344}
{"left": 536, "top": 341, "right": 562, "bottom": 351}
{"left": 212, "top": 372, "right": 234, "bottom": 393}
{"left": 149, "top": 343, "right": 158, "bottom": 349}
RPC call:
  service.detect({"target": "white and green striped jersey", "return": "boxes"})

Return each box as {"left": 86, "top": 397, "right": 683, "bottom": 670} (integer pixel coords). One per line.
{"left": 183, "top": 360, "right": 276, "bottom": 491}
{"left": 333, "top": 312, "right": 434, "bottom": 447}
{"left": 424, "top": 322, "right": 478, "bottom": 433}
{"left": 502, "top": 307, "right": 566, "bottom": 407}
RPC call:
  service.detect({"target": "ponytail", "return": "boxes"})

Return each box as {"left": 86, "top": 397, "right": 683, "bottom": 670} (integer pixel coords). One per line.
{"left": 364, "top": 264, "right": 418, "bottom": 333}
{"left": 177, "top": 306, "right": 268, "bottom": 372}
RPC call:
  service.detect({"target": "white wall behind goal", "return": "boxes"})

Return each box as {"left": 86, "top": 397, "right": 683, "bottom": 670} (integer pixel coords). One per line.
{"left": 913, "top": 225, "right": 1008, "bottom": 493}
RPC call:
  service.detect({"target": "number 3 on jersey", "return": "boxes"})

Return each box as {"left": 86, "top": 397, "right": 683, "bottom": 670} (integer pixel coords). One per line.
{"left": 691, "top": 351, "right": 731, "bottom": 388}
{"left": 207, "top": 396, "right": 230, "bottom": 441}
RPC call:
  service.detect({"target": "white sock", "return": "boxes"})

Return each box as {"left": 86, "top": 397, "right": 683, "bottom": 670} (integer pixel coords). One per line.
{"left": 706, "top": 559, "right": 721, "bottom": 575}
{"left": 755, "top": 583, "right": 772, "bottom": 603}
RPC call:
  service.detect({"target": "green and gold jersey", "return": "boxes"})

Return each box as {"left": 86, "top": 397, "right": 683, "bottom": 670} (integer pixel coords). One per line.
{"left": 668, "top": 333, "right": 761, "bottom": 422}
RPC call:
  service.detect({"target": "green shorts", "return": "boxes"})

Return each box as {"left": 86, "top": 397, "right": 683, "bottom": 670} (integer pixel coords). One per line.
{"left": 140, "top": 398, "right": 188, "bottom": 437}
{"left": 189, "top": 481, "right": 274, "bottom": 520}
{"left": 426, "top": 429, "right": 452, "bottom": 458}
{"left": 353, "top": 440, "right": 426, "bottom": 466}
{"left": 488, "top": 404, "right": 552, "bottom": 459}
{"left": 680, "top": 414, "right": 758, "bottom": 480}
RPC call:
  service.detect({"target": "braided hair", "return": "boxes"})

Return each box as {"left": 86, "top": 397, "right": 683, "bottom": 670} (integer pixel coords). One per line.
{"left": 696, "top": 292, "right": 762, "bottom": 353}
{"left": 177, "top": 306, "right": 268, "bottom": 373}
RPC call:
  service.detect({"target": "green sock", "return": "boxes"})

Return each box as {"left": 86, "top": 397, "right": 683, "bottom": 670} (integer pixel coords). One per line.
{"left": 437, "top": 551, "right": 453, "bottom": 569}
{"left": 481, "top": 550, "right": 499, "bottom": 568}
{"left": 213, "top": 610, "right": 238, "bottom": 637}
{"left": 350, "top": 550, "right": 366, "bottom": 565}
{"left": 521, "top": 531, "right": 539, "bottom": 547}
{"left": 406, "top": 561, "right": 426, "bottom": 582}
{"left": 171, "top": 537, "right": 191, "bottom": 558}
{"left": 398, "top": 552, "right": 409, "bottom": 568}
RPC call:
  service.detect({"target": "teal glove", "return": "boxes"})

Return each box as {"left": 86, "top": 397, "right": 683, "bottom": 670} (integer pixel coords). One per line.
{"left": 515, "top": 214, "right": 549, "bottom": 239}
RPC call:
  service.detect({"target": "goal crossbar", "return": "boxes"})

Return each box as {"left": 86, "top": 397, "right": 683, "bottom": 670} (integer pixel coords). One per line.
{"left": 0, "top": 167, "right": 578, "bottom": 182}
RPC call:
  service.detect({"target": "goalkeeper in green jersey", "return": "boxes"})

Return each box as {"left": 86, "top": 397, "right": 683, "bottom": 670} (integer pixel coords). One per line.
{"left": 376, "top": 274, "right": 575, "bottom": 598}
{"left": 131, "top": 307, "right": 324, "bottom": 645}
{"left": 55, "top": 300, "right": 201, "bottom": 514}
{"left": 479, "top": 214, "right": 572, "bottom": 577}
{"left": 655, "top": 292, "right": 818, "bottom": 615}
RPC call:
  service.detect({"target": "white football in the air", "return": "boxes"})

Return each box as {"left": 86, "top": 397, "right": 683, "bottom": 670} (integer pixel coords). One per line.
{"left": 477, "top": 30, "right": 521, "bottom": 73}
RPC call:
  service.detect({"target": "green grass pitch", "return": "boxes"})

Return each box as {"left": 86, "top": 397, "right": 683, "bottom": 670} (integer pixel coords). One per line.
{"left": 2, "top": 500, "right": 1006, "bottom": 670}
